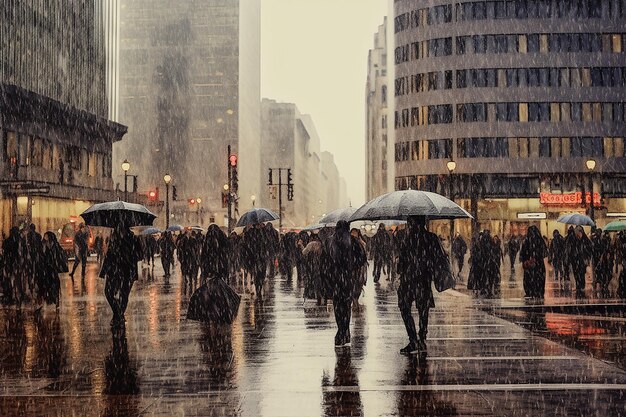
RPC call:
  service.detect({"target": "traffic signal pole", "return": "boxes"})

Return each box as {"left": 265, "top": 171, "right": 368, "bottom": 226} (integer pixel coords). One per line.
{"left": 278, "top": 168, "right": 283, "bottom": 230}
{"left": 268, "top": 167, "right": 293, "bottom": 231}
{"left": 227, "top": 145, "right": 232, "bottom": 233}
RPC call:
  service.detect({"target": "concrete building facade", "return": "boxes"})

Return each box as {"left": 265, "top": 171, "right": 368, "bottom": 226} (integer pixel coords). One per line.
{"left": 366, "top": 17, "right": 393, "bottom": 201}
{"left": 394, "top": 0, "right": 626, "bottom": 237}
{"left": 0, "top": 0, "right": 127, "bottom": 234}
{"left": 116, "top": 0, "right": 260, "bottom": 227}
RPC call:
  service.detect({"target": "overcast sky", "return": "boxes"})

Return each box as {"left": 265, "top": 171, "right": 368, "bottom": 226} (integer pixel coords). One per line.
{"left": 261, "top": 0, "right": 388, "bottom": 206}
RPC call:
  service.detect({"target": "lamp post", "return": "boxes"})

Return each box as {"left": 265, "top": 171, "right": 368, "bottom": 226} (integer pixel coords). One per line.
{"left": 586, "top": 158, "right": 596, "bottom": 223}
{"left": 121, "top": 159, "right": 130, "bottom": 201}
{"left": 446, "top": 160, "right": 457, "bottom": 258}
{"left": 196, "top": 197, "right": 202, "bottom": 225}
{"left": 251, "top": 195, "right": 256, "bottom": 207}
{"left": 163, "top": 174, "right": 171, "bottom": 229}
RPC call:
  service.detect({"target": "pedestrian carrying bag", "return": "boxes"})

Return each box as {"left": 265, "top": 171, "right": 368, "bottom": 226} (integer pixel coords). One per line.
{"left": 432, "top": 241, "right": 455, "bottom": 292}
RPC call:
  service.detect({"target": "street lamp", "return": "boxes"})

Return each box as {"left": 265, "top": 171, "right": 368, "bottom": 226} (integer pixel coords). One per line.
{"left": 196, "top": 197, "right": 202, "bottom": 225}
{"left": 163, "top": 174, "right": 171, "bottom": 229}
{"left": 586, "top": 159, "right": 596, "bottom": 222}
{"left": 446, "top": 160, "right": 457, "bottom": 260}
{"left": 121, "top": 159, "right": 131, "bottom": 201}
{"left": 251, "top": 195, "right": 256, "bottom": 207}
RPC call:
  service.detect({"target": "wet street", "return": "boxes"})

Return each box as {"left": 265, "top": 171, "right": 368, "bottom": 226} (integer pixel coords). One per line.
{"left": 1, "top": 259, "right": 626, "bottom": 417}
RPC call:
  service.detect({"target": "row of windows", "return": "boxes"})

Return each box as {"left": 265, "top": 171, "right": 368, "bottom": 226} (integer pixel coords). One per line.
{"left": 395, "top": 66, "right": 626, "bottom": 96}
{"left": 396, "top": 33, "right": 625, "bottom": 64}
{"left": 456, "top": 32, "right": 624, "bottom": 55}
{"left": 394, "top": 4, "right": 452, "bottom": 33}
{"left": 395, "top": 105, "right": 453, "bottom": 128}
{"left": 396, "top": 102, "right": 626, "bottom": 127}
{"left": 395, "top": 139, "right": 453, "bottom": 162}
{"left": 395, "top": 136, "right": 626, "bottom": 162}
{"left": 1, "top": 130, "right": 110, "bottom": 178}
{"left": 456, "top": 0, "right": 625, "bottom": 21}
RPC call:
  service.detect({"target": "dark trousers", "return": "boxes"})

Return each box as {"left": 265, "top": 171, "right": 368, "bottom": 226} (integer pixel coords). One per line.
{"left": 573, "top": 263, "right": 586, "bottom": 295}
{"left": 455, "top": 255, "right": 464, "bottom": 276}
{"left": 105, "top": 277, "right": 134, "bottom": 320}
{"left": 509, "top": 253, "right": 517, "bottom": 270}
{"left": 333, "top": 296, "right": 352, "bottom": 342}
{"left": 373, "top": 258, "right": 384, "bottom": 282}
{"left": 71, "top": 251, "right": 87, "bottom": 277}
{"left": 398, "top": 289, "right": 429, "bottom": 344}
{"left": 161, "top": 257, "right": 171, "bottom": 276}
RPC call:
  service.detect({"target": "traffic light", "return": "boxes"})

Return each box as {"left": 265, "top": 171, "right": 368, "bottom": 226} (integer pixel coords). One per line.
{"left": 133, "top": 176, "right": 138, "bottom": 192}
{"left": 268, "top": 168, "right": 273, "bottom": 185}
{"left": 287, "top": 168, "right": 293, "bottom": 186}
{"left": 189, "top": 198, "right": 196, "bottom": 205}
{"left": 229, "top": 154, "right": 237, "bottom": 167}
{"left": 221, "top": 191, "right": 228, "bottom": 208}
{"left": 148, "top": 188, "right": 159, "bottom": 201}
{"left": 172, "top": 185, "right": 178, "bottom": 201}
{"left": 287, "top": 184, "right": 294, "bottom": 201}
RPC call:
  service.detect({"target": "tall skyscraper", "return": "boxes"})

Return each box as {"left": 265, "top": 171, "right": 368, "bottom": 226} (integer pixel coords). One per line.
{"left": 116, "top": 0, "right": 260, "bottom": 224}
{"left": 366, "top": 17, "right": 392, "bottom": 201}
{"left": 394, "top": 0, "right": 626, "bottom": 237}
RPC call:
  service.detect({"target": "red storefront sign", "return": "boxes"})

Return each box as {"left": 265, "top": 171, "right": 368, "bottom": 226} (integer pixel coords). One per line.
{"left": 539, "top": 192, "right": 601, "bottom": 207}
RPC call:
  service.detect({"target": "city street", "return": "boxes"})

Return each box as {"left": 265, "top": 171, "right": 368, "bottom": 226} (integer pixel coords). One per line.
{"left": 1, "top": 258, "right": 625, "bottom": 417}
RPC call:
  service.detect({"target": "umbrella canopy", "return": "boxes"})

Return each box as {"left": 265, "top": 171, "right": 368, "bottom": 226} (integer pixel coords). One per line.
{"left": 603, "top": 220, "right": 626, "bottom": 232}
{"left": 236, "top": 208, "right": 279, "bottom": 227}
{"left": 303, "top": 223, "right": 325, "bottom": 231}
{"left": 318, "top": 207, "right": 357, "bottom": 226}
{"left": 349, "top": 190, "right": 472, "bottom": 222}
{"left": 189, "top": 226, "right": 204, "bottom": 232}
{"left": 557, "top": 213, "right": 595, "bottom": 227}
{"left": 140, "top": 227, "right": 162, "bottom": 236}
{"left": 166, "top": 224, "right": 184, "bottom": 232}
{"left": 187, "top": 278, "right": 241, "bottom": 324}
{"left": 80, "top": 201, "right": 156, "bottom": 228}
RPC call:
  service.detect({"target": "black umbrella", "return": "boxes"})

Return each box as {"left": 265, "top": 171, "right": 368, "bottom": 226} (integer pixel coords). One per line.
{"left": 317, "top": 207, "right": 357, "bottom": 226}
{"left": 349, "top": 190, "right": 472, "bottom": 221}
{"left": 81, "top": 201, "right": 157, "bottom": 228}
{"left": 187, "top": 278, "right": 241, "bottom": 324}
{"left": 235, "top": 207, "right": 279, "bottom": 227}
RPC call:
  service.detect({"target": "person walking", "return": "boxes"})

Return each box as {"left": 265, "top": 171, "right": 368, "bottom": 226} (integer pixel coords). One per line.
{"left": 200, "top": 224, "right": 230, "bottom": 282}
{"left": 520, "top": 226, "right": 548, "bottom": 299}
{"left": 350, "top": 228, "right": 368, "bottom": 309}
{"left": 2, "top": 227, "right": 22, "bottom": 305}
{"left": 100, "top": 224, "right": 141, "bottom": 327}
{"left": 70, "top": 223, "right": 89, "bottom": 280}
{"left": 158, "top": 231, "right": 175, "bottom": 278}
{"left": 569, "top": 226, "right": 592, "bottom": 297}
{"left": 397, "top": 216, "right": 447, "bottom": 354}
{"left": 549, "top": 230, "right": 566, "bottom": 282}
{"left": 242, "top": 224, "right": 268, "bottom": 298}
{"left": 371, "top": 223, "right": 390, "bottom": 283}
{"left": 327, "top": 221, "right": 366, "bottom": 347}
{"left": 451, "top": 233, "right": 467, "bottom": 280}
{"left": 36, "top": 232, "right": 68, "bottom": 309}
{"left": 506, "top": 234, "right": 520, "bottom": 276}
{"left": 94, "top": 233, "right": 105, "bottom": 266}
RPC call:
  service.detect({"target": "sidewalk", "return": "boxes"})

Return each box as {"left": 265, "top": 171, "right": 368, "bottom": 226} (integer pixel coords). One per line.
{"left": 1, "top": 262, "right": 625, "bottom": 416}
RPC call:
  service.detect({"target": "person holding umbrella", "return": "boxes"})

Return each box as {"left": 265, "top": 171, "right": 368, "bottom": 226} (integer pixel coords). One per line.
{"left": 69, "top": 223, "right": 89, "bottom": 280}
{"left": 158, "top": 231, "right": 176, "bottom": 278}
{"left": 100, "top": 223, "right": 142, "bottom": 326}
{"left": 396, "top": 216, "right": 447, "bottom": 354}
{"left": 570, "top": 225, "right": 592, "bottom": 297}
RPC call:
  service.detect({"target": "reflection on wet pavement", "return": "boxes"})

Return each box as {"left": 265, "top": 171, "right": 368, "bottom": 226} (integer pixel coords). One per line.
{"left": 1, "top": 261, "right": 625, "bottom": 416}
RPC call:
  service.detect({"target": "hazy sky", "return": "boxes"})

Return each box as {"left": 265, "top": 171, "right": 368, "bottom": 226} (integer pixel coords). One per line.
{"left": 261, "top": 0, "right": 388, "bottom": 206}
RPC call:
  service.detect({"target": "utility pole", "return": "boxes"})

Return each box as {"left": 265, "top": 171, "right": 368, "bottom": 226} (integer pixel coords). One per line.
{"left": 227, "top": 145, "right": 232, "bottom": 233}
{"left": 268, "top": 167, "right": 294, "bottom": 231}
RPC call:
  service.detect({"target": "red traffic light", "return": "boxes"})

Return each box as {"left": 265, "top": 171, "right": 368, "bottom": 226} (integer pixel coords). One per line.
{"left": 229, "top": 154, "right": 237, "bottom": 167}
{"left": 148, "top": 189, "right": 159, "bottom": 201}
{"left": 189, "top": 198, "right": 196, "bottom": 205}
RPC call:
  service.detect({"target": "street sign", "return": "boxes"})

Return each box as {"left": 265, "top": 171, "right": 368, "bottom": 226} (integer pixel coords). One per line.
{"left": 10, "top": 187, "right": 50, "bottom": 194}
{"left": 4, "top": 182, "right": 50, "bottom": 194}
{"left": 268, "top": 185, "right": 278, "bottom": 200}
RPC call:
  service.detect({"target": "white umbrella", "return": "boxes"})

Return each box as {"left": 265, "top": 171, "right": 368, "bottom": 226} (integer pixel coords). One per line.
{"left": 557, "top": 213, "right": 595, "bottom": 227}
{"left": 349, "top": 190, "right": 472, "bottom": 222}
{"left": 318, "top": 207, "right": 357, "bottom": 226}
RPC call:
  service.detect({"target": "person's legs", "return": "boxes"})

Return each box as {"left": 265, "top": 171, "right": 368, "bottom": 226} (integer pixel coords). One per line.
{"left": 105, "top": 278, "right": 122, "bottom": 322}
{"left": 398, "top": 286, "right": 418, "bottom": 350}
{"left": 119, "top": 279, "right": 134, "bottom": 316}
{"left": 70, "top": 254, "right": 81, "bottom": 276}
{"left": 417, "top": 304, "right": 430, "bottom": 350}
{"left": 373, "top": 258, "right": 381, "bottom": 282}
{"left": 80, "top": 252, "right": 87, "bottom": 278}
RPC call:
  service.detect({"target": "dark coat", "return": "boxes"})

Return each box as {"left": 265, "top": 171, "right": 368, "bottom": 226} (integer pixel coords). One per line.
{"left": 326, "top": 232, "right": 367, "bottom": 301}
{"left": 201, "top": 225, "right": 230, "bottom": 279}
{"left": 100, "top": 232, "right": 141, "bottom": 282}
{"left": 520, "top": 231, "right": 548, "bottom": 298}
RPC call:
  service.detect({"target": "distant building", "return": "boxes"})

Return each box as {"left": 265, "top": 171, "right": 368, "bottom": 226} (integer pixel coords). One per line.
{"left": 0, "top": 1, "right": 127, "bottom": 234}
{"left": 394, "top": 0, "right": 626, "bottom": 237}
{"left": 366, "top": 17, "right": 392, "bottom": 201}
{"left": 97, "top": 0, "right": 121, "bottom": 122}
{"left": 260, "top": 99, "right": 323, "bottom": 227}
{"left": 116, "top": 0, "right": 261, "bottom": 227}
{"left": 320, "top": 152, "right": 342, "bottom": 216}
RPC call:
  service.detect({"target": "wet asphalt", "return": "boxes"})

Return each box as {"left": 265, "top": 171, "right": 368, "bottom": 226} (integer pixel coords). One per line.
{"left": 1, "top": 257, "right": 625, "bottom": 416}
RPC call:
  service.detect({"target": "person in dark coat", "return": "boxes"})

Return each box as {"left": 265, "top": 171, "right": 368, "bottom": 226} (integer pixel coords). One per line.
{"left": 279, "top": 232, "right": 298, "bottom": 280}
{"left": 506, "top": 235, "right": 520, "bottom": 274}
{"left": 492, "top": 234, "right": 504, "bottom": 294}
{"left": 177, "top": 231, "right": 196, "bottom": 282}
{"left": 451, "top": 233, "right": 467, "bottom": 280}
{"left": 327, "top": 221, "right": 367, "bottom": 346}
{"left": 36, "top": 232, "right": 68, "bottom": 309}
{"left": 519, "top": 225, "right": 548, "bottom": 299}
{"left": 370, "top": 223, "right": 390, "bottom": 283}
{"left": 350, "top": 228, "right": 368, "bottom": 308}
{"left": 302, "top": 234, "right": 324, "bottom": 304}
{"left": 2, "top": 227, "right": 22, "bottom": 305}
{"left": 563, "top": 226, "right": 577, "bottom": 281}
{"left": 593, "top": 230, "right": 613, "bottom": 296}
{"left": 23, "top": 224, "right": 44, "bottom": 297}
{"left": 158, "top": 231, "right": 175, "bottom": 277}
{"left": 100, "top": 224, "right": 142, "bottom": 326}
{"left": 265, "top": 223, "right": 280, "bottom": 278}
{"left": 242, "top": 224, "right": 268, "bottom": 298}
{"left": 94, "top": 233, "right": 105, "bottom": 266}
{"left": 397, "top": 216, "right": 446, "bottom": 354}
{"left": 143, "top": 234, "right": 158, "bottom": 267}
{"left": 200, "top": 224, "right": 230, "bottom": 281}
{"left": 70, "top": 223, "right": 89, "bottom": 280}
{"left": 549, "top": 230, "right": 566, "bottom": 282}
{"left": 228, "top": 231, "right": 241, "bottom": 278}
{"left": 569, "top": 226, "right": 592, "bottom": 297}
{"left": 295, "top": 230, "right": 310, "bottom": 281}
